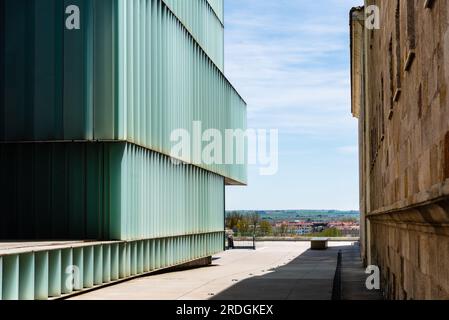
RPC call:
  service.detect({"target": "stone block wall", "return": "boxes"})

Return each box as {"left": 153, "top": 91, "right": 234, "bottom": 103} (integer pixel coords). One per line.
{"left": 369, "top": 200, "right": 449, "bottom": 299}
{"left": 355, "top": 0, "right": 449, "bottom": 299}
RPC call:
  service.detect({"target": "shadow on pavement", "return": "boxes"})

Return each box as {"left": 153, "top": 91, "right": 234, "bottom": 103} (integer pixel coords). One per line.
{"left": 212, "top": 245, "right": 345, "bottom": 300}
{"left": 211, "top": 243, "right": 383, "bottom": 301}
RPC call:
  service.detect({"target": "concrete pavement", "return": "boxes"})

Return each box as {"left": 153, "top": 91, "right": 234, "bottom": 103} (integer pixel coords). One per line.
{"left": 340, "top": 245, "right": 384, "bottom": 300}
{"left": 69, "top": 241, "right": 381, "bottom": 300}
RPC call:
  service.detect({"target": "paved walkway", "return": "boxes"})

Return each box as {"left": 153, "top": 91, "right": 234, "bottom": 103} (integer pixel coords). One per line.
{"left": 69, "top": 241, "right": 381, "bottom": 300}
{"left": 340, "top": 245, "right": 384, "bottom": 300}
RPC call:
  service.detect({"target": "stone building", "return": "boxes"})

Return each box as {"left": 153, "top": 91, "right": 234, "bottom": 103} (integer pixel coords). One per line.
{"left": 350, "top": 0, "right": 449, "bottom": 299}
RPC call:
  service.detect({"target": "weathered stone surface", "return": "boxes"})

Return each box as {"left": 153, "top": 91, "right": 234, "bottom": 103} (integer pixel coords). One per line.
{"left": 351, "top": 0, "right": 449, "bottom": 299}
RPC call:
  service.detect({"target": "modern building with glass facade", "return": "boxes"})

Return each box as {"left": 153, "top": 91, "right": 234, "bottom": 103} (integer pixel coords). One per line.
{"left": 0, "top": 0, "right": 246, "bottom": 300}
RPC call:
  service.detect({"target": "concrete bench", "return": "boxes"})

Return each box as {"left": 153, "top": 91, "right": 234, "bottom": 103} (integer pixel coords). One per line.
{"left": 311, "top": 237, "right": 329, "bottom": 250}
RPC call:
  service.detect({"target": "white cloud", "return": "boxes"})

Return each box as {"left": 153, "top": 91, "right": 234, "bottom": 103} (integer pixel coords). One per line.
{"left": 224, "top": 0, "right": 358, "bottom": 137}
{"left": 337, "top": 145, "right": 359, "bottom": 155}
{"left": 224, "top": 0, "right": 363, "bottom": 211}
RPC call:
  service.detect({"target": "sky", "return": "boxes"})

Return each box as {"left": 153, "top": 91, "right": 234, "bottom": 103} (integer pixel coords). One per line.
{"left": 224, "top": 0, "right": 364, "bottom": 211}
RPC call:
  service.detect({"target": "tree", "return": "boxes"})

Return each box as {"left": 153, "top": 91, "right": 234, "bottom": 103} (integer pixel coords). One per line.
{"left": 236, "top": 217, "right": 250, "bottom": 235}
{"left": 248, "top": 212, "right": 260, "bottom": 234}
{"left": 278, "top": 223, "right": 289, "bottom": 236}
{"left": 311, "top": 228, "right": 343, "bottom": 238}
{"left": 226, "top": 212, "right": 243, "bottom": 231}
{"left": 321, "top": 228, "right": 343, "bottom": 237}
{"left": 259, "top": 220, "right": 273, "bottom": 236}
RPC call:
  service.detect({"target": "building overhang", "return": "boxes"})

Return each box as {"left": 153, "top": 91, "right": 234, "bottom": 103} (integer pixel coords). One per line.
{"left": 225, "top": 177, "right": 247, "bottom": 186}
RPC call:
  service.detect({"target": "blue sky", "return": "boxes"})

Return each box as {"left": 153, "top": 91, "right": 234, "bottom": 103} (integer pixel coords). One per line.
{"left": 224, "top": 0, "right": 364, "bottom": 211}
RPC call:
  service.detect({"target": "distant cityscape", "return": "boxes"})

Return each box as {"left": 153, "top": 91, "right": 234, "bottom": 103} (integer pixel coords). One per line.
{"left": 226, "top": 210, "right": 360, "bottom": 238}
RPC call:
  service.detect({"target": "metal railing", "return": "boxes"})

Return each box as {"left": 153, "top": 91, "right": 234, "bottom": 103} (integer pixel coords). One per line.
{"left": 225, "top": 236, "right": 256, "bottom": 250}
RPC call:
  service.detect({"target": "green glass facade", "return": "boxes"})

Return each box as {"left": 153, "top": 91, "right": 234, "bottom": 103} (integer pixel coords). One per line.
{"left": 0, "top": 142, "right": 224, "bottom": 241}
{"left": 0, "top": 234, "right": 223, "bottom": 300}
{"left": 163, "top": 0, "right": 224, "bottom": 69}
{"left": 0, "top": 0, "right": 246, "bottom": 299}
{"left": 0, "top": 0, "right": 246, "bottom": 184}
{"left": 206, "top": 0, "right": 224, "bottom": 23}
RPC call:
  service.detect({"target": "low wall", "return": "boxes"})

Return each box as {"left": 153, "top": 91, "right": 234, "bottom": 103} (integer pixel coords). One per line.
{"left": 0, "top": 232, "right": 223, "bottom": 300}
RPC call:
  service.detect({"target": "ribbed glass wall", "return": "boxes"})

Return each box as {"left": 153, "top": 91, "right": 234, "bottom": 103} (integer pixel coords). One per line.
{"left": 207, "top": 0, "right": 224, "bottom": 23}
{"left": 162, "top": 0, "right": 224, "bottom": 70}
{"left": 116, "top": 143, "right": 224, "bottom": 240}
{"left": 0, "top": 233, "right": 223, "bottom": 300}
{"left": 0, "top": 0, "right": 245, "bottom": 300}
{"left": 116, "top": 0, "right": 246, "bottom": 184}
{"left": 0, "top": 0, "right": 246, "bottom": 185}
{"left": 0, "top": 142, "right": 224, "bottom": 241}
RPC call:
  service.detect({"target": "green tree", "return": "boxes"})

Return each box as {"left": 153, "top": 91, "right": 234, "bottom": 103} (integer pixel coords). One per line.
{"left": 311, "top": 228, "right": 343, "bottom": 237}
{"left": 248, "top": 212, "right": 260, "bottom": 234}
{"left": 236, "top": 217, "right": 250, "bottom": 235}
{"left": 322, "top": 228, "right": 343, "bottom": 237}
{"left": 259, "top": 220, "right": 273, "bottom": 236}
{"left": 226, "top": 212, "right": 243, "bottom": 231}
